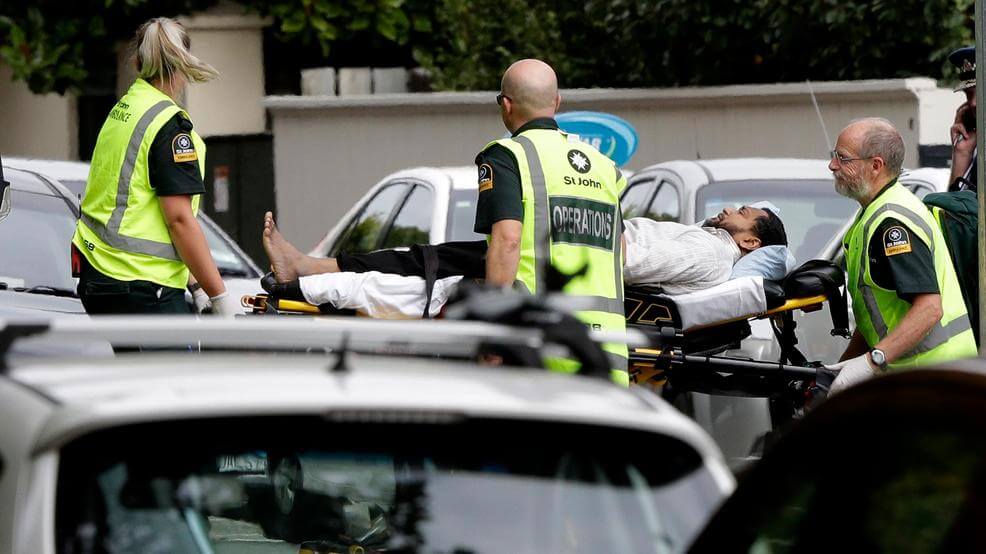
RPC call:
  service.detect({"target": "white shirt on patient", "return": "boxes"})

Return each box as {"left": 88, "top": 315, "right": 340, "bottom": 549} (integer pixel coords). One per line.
{"left": 622, "top": 219, "right": 741, "bottom": 294}
{"left": 299, "top": 218, "right": 744, "bottom": 317}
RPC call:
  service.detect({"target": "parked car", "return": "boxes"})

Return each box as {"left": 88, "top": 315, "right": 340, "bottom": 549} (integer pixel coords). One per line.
{"left": 620, "top": 159, "right": 950, "bottom": 465}
{"left": 312, "top": 159, "right": 950, "bottom": 468}
{"left": 310, "top": 166, "right": 483, "bottom": 258}
{"left": 690, "top": 364, "right": 986, "bottom": 552}
{"left": 3, "top": 157, "right": 264, "bottom": 312}
{"left": 0, "top": 165, "right": 85, "bottom": 318}
{"left": 0, "top": 317, "right": 735, "bottom": 553}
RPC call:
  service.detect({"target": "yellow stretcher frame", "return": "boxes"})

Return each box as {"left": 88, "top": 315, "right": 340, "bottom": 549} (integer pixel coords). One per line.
{"left": 241, "top": 294, "right": 322, "bottom": 314}
{"left": 242, "top": 291, "right": 832, "bottom": 388}
{"left": 629, "top": 294, "right": 829, "bottom": 387}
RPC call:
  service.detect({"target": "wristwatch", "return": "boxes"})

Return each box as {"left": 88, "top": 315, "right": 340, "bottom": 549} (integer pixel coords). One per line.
{"left": 869, "top": 348, "right": 888, "bottom": 371}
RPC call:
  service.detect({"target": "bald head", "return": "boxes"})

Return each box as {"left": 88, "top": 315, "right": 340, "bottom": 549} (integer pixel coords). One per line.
{"left": 500, "top": 59, "right": 559, "bottom": 120}
{"left": 830, "top": 117, "right": 906, "bottom": 205}
{"left": 841, "top": 117, "right": 905, "bottom": 177}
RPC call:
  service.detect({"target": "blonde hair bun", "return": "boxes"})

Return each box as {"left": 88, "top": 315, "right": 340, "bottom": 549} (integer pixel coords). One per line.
{"left": 133, "top": 17, "right": 219, "bottom": 85}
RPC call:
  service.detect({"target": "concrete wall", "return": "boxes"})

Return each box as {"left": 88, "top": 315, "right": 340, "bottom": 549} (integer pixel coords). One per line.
{"left": 0, "top": 65, "right": 77, "bottom": 159}
{"left": 265, "top": 78, "right": 963, "bottom": 250}
{"left": 180, "top": 4, "right": 269, "bottom": 137}
{"left": 2, "top": 1, "right": 267, "bottom": 162}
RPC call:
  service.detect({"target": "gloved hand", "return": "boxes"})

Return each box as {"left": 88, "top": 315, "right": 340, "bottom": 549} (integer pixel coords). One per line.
{"left": 191, "top": 287, "right": 211, "bottom": 314}
{"left": 209, "top": 291, "right": 241, "bottom": 317}
{"left": 825, "top": 354, "right": 875, "bottom": 395}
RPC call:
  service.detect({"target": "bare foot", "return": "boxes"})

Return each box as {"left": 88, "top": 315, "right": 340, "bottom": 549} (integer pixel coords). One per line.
{"left": 262, "top": 211, "right": 306, "bottom": 283}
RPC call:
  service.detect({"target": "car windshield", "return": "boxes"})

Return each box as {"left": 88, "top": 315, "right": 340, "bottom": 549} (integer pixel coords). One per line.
{"left": 57, "top": 417, "right": 722, "bottom": 554}
{"left": 446, "top": 189, "right": 484, "bottom": 242}
{"left": 0, "top": 189, "right": 77, "bottom": 291}
{"left": 201, "top": 218, "right": 257, "bottom": 278}
{"left": 695, "top": 180, "right": 856, "bottom": 262}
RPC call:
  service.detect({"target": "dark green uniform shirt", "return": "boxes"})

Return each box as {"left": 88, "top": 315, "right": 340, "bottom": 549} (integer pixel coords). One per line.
{"left": 148, "top": 113, "right": 206, "bottom": 197}
{"left": 865, "top": 180, "right": 939, "bottom": 301}
{"left": 473, "top": 118, "right": 559, "bottom": 234}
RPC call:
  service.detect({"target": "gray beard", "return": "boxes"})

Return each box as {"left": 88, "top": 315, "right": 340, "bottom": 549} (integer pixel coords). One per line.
{"left": 835, "top": 174, "right": 869, "bottom": 201}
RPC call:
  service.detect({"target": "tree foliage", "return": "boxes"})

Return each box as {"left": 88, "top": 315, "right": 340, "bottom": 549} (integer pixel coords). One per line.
{"left": 410, "top": 0, "right": 975, "bottom": 90}
{"left": 0, "top": 0, "right": 976, "bottom": 95}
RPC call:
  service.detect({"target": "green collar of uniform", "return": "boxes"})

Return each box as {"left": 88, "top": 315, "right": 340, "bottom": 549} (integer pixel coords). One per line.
{"left": 511, "top": 117, "right": 559, "bottom": 137}
{"left": 868, "top": 177, "right": 899, "bottom": 206}
{"left": 844, "top": 178, "right": 900, "bottom": 247}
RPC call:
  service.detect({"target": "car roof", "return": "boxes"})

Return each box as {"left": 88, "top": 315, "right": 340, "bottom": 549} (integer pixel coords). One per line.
{"left": 3, "top": 166, "right": 66, "bottom": 197}
{"left": 4, "top": 157, "right": 89, "bottom": 183}
{"left": 899, "top": 167, "right": 950, "bottom": 191}
{"left": 7, "top": 353, "right": 723, "bottom": 460}
{"left": 381, "top": 166, "right": 476, "bottom": 192}
{"left": 634, "top": 158, "right": 834, "bottom": 186}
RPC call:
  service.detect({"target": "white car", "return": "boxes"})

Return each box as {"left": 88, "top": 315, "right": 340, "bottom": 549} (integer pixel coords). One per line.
{"left": 4, "top": 157, "right": 264, "bottom": 312}
{"left": 0, "top": 317, "right": 734, "bottom": 553}
{"left": 310, "top": 166, "right": 483, "bottom": 258}
{"left": 311, "top": 160, "right": 950, "bottom": 467}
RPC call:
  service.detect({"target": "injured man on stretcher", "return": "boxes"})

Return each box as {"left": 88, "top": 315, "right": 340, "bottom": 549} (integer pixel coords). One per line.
{"left": 260, "top": 204, "right": 792, "bottom": 319}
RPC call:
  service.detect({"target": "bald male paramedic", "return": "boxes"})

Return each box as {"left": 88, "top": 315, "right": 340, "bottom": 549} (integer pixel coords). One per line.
{"left": 476, "top": 59, "right": 629, "bottom": 383}
{"left": 826, "top": 117, "right": 977, "bottom": 394}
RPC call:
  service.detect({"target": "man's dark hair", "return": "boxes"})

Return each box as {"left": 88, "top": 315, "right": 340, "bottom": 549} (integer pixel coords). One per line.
{"left": 753, "top": 208, "right": 788, "bottom": 246}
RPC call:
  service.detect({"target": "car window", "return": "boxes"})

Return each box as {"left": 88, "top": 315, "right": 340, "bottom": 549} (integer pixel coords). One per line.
{"left": 0, "top": 189, "right": 77, "bottom": 291}
{"left": 199, "top": 217, "right": 258, "bottom": 278}
{"left": 648, "top": 181, "right": 680, "bottom": 221}
{"left": 333, "top": 184, "right": 409, "bottom": 256}
{"left": 695, "top": 180, "right": 856, "bottom": 263}
{"left": 908, "top": 183, "right": 934, "bottom": 199}
{"left": 620, "top": 179, "right": 658, "bottom": 219}
{"left": 690, "top": 372, "right": 986, "bottom": 553}
{"left": 380, "top": 185, "right": 433, "bottom": 248}
{"left": 56, "top": 417, "right": 723, "bottom": 554}
{"left": 446, "top": 189, "right": 485, "bottom": 242}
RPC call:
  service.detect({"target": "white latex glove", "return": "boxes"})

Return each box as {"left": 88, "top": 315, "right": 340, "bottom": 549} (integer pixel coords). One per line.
{"left": 191, "top": 287, "right": 211, "bottom": 314}
{"left": 826, "top": 354, "right": 876, "bottom": 395}
{"left": 209, "top": 291, "right": 241, "bottom": 317}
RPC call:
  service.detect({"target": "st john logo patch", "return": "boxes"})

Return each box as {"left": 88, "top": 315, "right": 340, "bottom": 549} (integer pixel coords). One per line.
{"left": 883, "top": 226, "right": 912, "bottom": 256}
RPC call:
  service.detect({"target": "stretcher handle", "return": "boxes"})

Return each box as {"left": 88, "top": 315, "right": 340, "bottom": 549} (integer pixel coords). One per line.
{"left": 675, "top": 354, "right": 819, "bottom": 378}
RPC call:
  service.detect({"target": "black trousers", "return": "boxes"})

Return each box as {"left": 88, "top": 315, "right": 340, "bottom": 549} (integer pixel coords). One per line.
{"left": 336, "top": 240, "right": 488, "bottom": 279}
{"left": 77, "top": 254, "right": 191, "bottom": 315}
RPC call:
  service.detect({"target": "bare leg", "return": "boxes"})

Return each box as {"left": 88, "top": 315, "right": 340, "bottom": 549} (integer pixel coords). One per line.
{"left": 262, "top": 212, "right": 339, "bottom": 282}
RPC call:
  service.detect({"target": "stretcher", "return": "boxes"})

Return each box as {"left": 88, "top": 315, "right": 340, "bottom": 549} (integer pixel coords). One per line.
{"left": 242, "top": 261, "right": 848, "bottom": 417}
{"left": 625, "top": 261, "right": 849, "bottom": 424}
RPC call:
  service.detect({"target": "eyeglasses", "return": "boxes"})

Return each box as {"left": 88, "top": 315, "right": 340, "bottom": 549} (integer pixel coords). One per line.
{"left": 830, "top": 150, "right": 872, "bottom": 164}
{"left": 495, "top": 93, "right": 511, "bottom": 106}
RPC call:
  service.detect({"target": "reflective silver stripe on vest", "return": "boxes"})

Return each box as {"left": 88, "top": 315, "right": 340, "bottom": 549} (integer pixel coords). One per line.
{"left": 514, "top": 135, "right": 624, "bottom": 317}
{"left": 856, "top": 201, "right": 968, "bottom": 353}
{"left": 608, "top": 352, "right": 628, "bottom": 371}
{"left": 82, "top": 99, "right": 180, "bottom": 261}
{"left": 614, "top": 208, "right": 624, "bottom": 305}
{"left": 546, "top": 294, "right": 624, "bottom": 314}
{"left": 904, "top": 316, "right": 973, "bottom": 358}
{"left": 513, "top": 135, "right": 550, "bottom": 295}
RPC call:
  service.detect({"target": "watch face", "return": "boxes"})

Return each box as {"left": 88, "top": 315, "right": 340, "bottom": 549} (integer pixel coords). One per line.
{"left": 871, "top": 349, "right": 887, "bottom": 367}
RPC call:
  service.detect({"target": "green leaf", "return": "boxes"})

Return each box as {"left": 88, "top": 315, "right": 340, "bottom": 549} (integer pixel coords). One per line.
{"left": 412, "top": 15, "right": 432, "bottom": 33}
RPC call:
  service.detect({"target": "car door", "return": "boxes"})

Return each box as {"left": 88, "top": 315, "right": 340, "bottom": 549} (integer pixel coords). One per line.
{"left": 688, "top": 368, "right": 986, "bottom": 553}
{"left": 329, "top": 182, "right": 410, "bottom": 256}
{"left": 379, "top": 183, "right": 435, "bottom": 249}
{"left": 620, "top": 174, "right": 682, "bottom": 223}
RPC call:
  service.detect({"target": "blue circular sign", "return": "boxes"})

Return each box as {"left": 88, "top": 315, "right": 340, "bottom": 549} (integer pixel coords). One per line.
{"left": 555, "top": 111, "right": 639, "bottom": 167}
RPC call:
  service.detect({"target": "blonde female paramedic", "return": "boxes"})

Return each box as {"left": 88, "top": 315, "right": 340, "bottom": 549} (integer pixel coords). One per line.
{"left": 72, "top": 17, "right": 237, "bottom": 315}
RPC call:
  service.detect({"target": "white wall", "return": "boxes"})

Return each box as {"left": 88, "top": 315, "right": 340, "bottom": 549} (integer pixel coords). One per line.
{"left": 265, "top": 78, "right": 961, "bottom": 250}
{"left": 180, "top": 4, "right": 270, "bottom": 137}
{"left": 0, "top": 65, "right": 77, "bottom": 160}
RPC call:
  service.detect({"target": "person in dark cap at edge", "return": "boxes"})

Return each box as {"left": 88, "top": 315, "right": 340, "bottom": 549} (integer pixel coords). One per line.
{"left": 948, "top": 46, "right": 977, "bottom": 192}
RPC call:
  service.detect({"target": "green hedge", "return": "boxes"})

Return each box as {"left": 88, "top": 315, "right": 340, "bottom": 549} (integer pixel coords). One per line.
{"left": 0, "top": 0, "right": 975, "bottom": 95}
